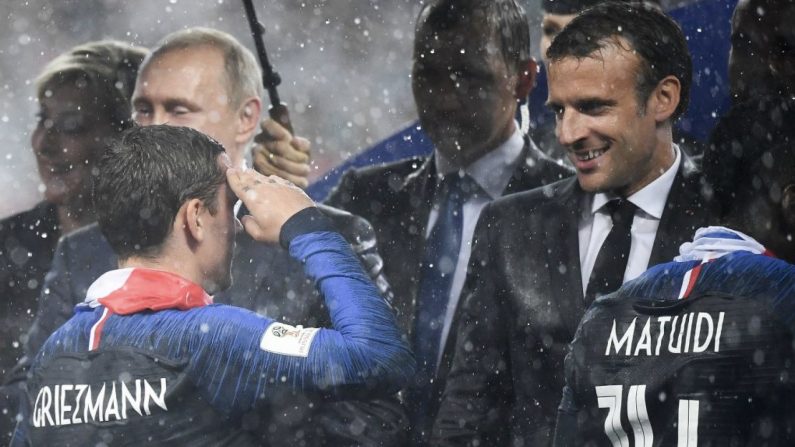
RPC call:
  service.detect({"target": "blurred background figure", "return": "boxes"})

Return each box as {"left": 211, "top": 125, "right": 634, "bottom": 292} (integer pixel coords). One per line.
{"left": 706, "top": 0, "right": 795, "bottom": 217}
{"left": 0, "top": 39, "right": 147, "bottom": 443}
{"left": 728, "top": 0, "right": 795, "bottom": 102}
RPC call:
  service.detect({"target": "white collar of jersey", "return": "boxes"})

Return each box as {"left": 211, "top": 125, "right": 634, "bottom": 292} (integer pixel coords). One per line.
{"left": 674, "top": 226, "right": 767, "bottom": 263}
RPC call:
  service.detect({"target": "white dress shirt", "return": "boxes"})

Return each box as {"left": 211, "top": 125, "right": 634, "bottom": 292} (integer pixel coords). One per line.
{"left": 578, "top": 144, "right": 682, "bottom": 295}
{"left": 428, "top": 125, "right": 525, "bottom": 368}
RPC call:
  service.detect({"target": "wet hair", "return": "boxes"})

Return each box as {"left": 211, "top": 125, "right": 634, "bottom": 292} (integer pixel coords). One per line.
{"left": 547, "top": 1, "right": 692, "bottom": 120}
{"left": 35, "top": 40, "right": 149, "bottom": 132}
{"left": 416, "top": 0, "right": 531, "bottom": 75}
{"left": 542, "top": 0, "right": 661, "bottom": 15}
{"left": 142, "top": 27, "right": 263, "bottom": 109}
{"left": 94, "top": 125, "right": 227, "bottom": 260}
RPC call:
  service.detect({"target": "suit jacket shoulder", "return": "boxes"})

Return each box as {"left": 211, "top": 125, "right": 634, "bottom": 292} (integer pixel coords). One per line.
{"left": 325, "top": 156, "right": 430, "bottom": 216}
{"left": 487, "top": 175, "right": 579, "bottom": 222}
{"left": 504, "top": 144, "right": 573, "bottom": 195}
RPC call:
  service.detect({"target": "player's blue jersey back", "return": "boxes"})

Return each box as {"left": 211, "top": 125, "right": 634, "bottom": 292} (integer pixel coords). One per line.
{"left": 557, "top": 238, "right": 795, "bottom": 446}
{"left": 14, "top": 231, "right": 414, "bottom": 446}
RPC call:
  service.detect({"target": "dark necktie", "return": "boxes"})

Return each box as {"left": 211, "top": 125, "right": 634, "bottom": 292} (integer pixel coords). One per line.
{"left": 585, "top": 199, "right": 637, "bottom": 303}
{"left": 409, "top": 172, "right": 478, "bottom": 437}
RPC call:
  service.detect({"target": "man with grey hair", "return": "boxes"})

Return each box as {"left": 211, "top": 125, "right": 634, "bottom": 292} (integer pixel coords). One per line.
{"left": 12, "top": 27, "right": 401, "bottom": 445}
{"left": 131, "top": 27, "right": 268, "bottom": 168}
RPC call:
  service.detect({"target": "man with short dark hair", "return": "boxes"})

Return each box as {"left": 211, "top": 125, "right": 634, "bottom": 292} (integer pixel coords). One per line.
{"left": 434, "top": 3, "right": 713, "bottom": 445}
{"left": 532, "top": 0, "right": 663, "bottom": 163}
{"left": 11, "top": 124, "right": 413, "bottom": 445}
{"left": 554, "top": 108, "right": 795, "bottom": 447}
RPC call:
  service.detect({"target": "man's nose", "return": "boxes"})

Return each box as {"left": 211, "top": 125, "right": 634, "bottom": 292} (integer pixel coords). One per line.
{"left": 150, "top": 109, "right": 170, "bottom": 126}
{"left": 556, "top": 109, "right": 587, "bottom": 147}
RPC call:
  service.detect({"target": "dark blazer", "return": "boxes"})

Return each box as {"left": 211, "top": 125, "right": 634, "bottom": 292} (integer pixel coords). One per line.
{"left": 13, "top": 207, "right": 407, "bottom": 447}
{"left": 0, "top": 201, "right": 59, "bottom": 444}
{"left": 0, "top": 202, "right": 59, "bottom": 379}
{"left": 432, "top": 155, "right": 715, "bottom": 446}
{"left": 325, "top": 137, "right": 573, "bottom": 440}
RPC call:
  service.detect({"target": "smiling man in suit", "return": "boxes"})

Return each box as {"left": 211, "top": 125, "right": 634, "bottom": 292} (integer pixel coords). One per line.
{"left": 433, "top": 3, "right": 715, "bottom": 445}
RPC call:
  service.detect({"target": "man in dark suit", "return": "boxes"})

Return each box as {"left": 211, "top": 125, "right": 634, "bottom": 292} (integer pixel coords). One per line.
{"left": 6, "top": 28, "right": 403, "bottom": 446}
{"left": 322, "top": 0, "right": 572, "bottom": 443}
{"left": 433, "top": 3, "right": 715, "bottom": 446}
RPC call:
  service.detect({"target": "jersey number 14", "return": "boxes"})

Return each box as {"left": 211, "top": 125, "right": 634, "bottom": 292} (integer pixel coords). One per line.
{"left": 596, "top": 384, "right": 699, "bottom": 447}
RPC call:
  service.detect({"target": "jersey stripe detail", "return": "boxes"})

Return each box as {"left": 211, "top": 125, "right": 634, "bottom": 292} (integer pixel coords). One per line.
{"left": 89, "top": 307, "right": 112, "bottom": 351}
{"left": 678, "top": 256, "right": 716, "bottom": 300}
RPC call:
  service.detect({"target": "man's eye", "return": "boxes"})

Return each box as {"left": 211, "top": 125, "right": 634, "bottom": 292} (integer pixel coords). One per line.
{"left": 548, "top": 105, "right": 564, "bottom": 117}
{"left": 580, "top": 104, "right": 607, "bottom": 115}
{"left": 172, "top": 107, "right": 190, "bottom": 116}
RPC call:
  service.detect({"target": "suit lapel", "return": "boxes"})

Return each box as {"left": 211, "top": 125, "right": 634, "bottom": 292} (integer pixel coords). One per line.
{"left": 543, "top": 178, "right": 587, "bottom": 333}
{"left": 649, "top": 155, "right": 711, "bottom": 266}
{"left": 391, "top": 156, "right": 437, "bottom": 336}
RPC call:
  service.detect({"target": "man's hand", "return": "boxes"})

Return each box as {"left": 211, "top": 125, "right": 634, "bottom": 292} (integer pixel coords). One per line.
{"left": 227, "top": 167, "right": 315, "bottom": 243}
{"left": 251, "top": 118, "right": 311, "bottom": 189}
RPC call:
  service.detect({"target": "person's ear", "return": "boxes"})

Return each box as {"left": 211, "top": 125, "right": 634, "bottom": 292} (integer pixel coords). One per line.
{"left": 649, "top": 75, "right": 681, "bottom": 123}
{"left": 235, "top": 96, "right": 262, "bottom": 145}
{"left": 182, "top": 198, "right": 206, "bottom": 244}
{"left": 515, "top": 59, "right": 537, "bottom": 100}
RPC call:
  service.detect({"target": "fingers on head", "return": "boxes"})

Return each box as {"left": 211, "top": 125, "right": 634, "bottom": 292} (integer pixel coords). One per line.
{"left": 241, "top": 215, "right": 266, "bottom": 240}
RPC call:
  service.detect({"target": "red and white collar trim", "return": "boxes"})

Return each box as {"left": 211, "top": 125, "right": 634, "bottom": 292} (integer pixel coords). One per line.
{"left": 84, "top": 268, "right": 212, "bottom": 351}
{"left": 85, "top": 268, "right": 212, "bottom": 314}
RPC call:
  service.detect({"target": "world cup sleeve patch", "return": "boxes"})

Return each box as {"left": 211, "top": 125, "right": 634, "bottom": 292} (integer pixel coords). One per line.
{"left": 260, "top": 323, "right": 320, "bottom": 357}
